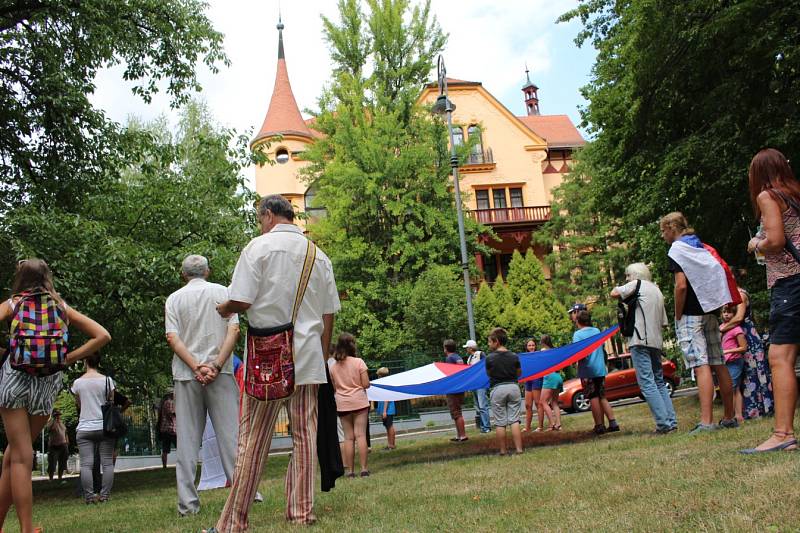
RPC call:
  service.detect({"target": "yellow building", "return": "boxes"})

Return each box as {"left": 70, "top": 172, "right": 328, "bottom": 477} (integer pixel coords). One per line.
{"left": 253, "top": 22, "right": 585, "bottom": 281}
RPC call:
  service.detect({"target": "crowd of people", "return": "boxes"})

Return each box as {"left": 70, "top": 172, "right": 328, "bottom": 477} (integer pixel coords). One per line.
{"left": 0, "top": 145, "right": 798, "bottom": 532}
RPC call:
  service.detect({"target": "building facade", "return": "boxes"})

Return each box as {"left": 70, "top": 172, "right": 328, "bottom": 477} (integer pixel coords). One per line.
{"left": 253, "top": 22, "right": 584, "bottom": 282}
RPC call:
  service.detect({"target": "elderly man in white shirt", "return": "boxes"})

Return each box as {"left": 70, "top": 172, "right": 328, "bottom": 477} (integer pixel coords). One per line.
{"left": 165, "top": 255, "right": 240, "bottom": 517}
{"left": 205, "top": 195, "right": 340, "bottom": 533}
{"left": 610, "top": 262, "right": 677, "bottom": 434}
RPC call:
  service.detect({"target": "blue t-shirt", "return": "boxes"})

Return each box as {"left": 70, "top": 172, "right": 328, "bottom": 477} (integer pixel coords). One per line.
{"left": 445, "top": 353, "right": 464, "bottom": 365}
{"left": 573, "top": 327, "right": 607, "bottom": 378}
{"left": 375, "top": 400, "right": 396, "bottom": 416}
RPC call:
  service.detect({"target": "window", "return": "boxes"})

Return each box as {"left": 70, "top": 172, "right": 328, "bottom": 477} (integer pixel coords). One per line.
{"left": 510, "top": 188, "right": 523, "bottom": 208}
{"left": 275, "top": 148, "right": 290, "bottom": 164}
{"left": 493, "top": 189, "right": 507, "bottom": 209}
{"left": 304, "top": 184, "right": 326, "bottom": 218}
{"left": 451, "top": 126, "right": 464, "bottom": 147}
{"left": 467, "top": 125, "right": 482, "bottom": 163}
{"left": 475, "top": 190, "right": 489, "bottom": 210}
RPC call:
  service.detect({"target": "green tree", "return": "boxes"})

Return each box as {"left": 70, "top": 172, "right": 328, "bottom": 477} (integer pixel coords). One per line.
{"left": 473, "top": 281, "right": 499, "bottom": 342}
{"left": 3, "top": 102, "right": 257, "bottom": 401}
{"left": 0, "top": 0, "right": 226, "bottom": 213}
{"left": 303, "top": 0, "right": 481, "bottom": 359}
{"left": 406, "top": 265, "right": 468, "bottom": 356}
{"left": 535, "top": 167, "right": 630, "bottom": 324}
{"left": 558, "top": 0, "right": 800, "bottom": 304}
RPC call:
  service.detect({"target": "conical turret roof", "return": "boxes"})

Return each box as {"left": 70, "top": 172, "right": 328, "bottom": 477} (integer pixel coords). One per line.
{"left": 251, "top": 18, "right": 313, "bottom": 147}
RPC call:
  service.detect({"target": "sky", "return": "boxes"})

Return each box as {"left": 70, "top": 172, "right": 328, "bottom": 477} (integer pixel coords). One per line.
{"left": 91, "top": 0, "right": 596, "bottom": 148}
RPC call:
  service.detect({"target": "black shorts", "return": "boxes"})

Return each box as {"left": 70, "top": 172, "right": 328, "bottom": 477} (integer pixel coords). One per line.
{"left": 160, "top": 432, "right": 177, "bottom": 454}
{"left": 381, "top": 415, "right": 394, "bottom": 429}
{"left": 770, "top": 274, "right": 800, "bottom": 345}
{"left": 581, "top": 377, "right": 606, "bottom": 399}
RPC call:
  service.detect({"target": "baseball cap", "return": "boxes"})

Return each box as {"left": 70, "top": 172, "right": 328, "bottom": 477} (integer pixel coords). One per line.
{"left": 463, "top": 340, "right": 478, "bottom": 349}
{"left": 568, "top": 303, "right": 587, "bottom": 314}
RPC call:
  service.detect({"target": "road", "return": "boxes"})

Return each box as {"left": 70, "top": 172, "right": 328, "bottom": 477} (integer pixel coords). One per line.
{"left": 562, "top": 386, "right": 698, "bottom": 416}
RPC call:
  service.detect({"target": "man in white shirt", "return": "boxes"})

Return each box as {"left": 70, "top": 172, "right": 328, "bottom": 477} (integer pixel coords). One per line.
{"left": 165, "top": 255, "right": 240, "bottom": 516}
{"left": 207, "top": 195, "right": 340, "bottom": 532}
{"left": 611, "top": 262, "right": 677, "bottom": 434}
{"left": 464, "top": 340, "right": 491, "bottom": 433}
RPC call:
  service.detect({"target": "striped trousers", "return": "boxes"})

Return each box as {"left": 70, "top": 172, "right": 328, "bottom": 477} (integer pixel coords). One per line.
{"left": 215, "top": 384, "right": 319, "bottom": 532}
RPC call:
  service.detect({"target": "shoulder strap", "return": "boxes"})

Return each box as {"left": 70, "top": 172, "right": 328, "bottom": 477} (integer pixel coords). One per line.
{"left": 772, "top": 190, "right": 800, "bottom": 265}
{"left": 291, "top": 239, "right": 317, "bottom": 324}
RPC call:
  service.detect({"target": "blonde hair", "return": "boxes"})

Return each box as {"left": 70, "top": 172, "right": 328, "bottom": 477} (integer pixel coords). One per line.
{"left": 659, "top": 211, "right": 694, "bottom": 236}
{"left": 376, "top": 367, "right": 389, "bottom": 377}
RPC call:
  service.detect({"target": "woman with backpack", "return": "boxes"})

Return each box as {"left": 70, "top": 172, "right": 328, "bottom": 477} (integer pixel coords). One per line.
{"left": 72, "top": 352, "right": 117, "bottom": 503}
{"left": 0, "top": 259, "right": 110, "bottom": 532}
{"left": 742, "top": 149, "right": 800, "bottom": 453}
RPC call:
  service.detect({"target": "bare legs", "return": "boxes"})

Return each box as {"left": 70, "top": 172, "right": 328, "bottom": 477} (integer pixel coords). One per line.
{"left": 524, "top": 390, "right": 543, "bottom": 431}
{"left": 0, "top": 408, "right": 48, "bottom": 533}
{"left": 340, "top": 409, "right": 369, "bottom": 474}
{"left": 453, "top": 415, "right": 466, "bottom": 440}
{"left": 385, "top": 424, "right": 396, "bottom": 449}
{"left": 695, "top": 364, "right": 735, "bottom": 425}
{"left": 539, "top": 389, "right": 561, "bottom": 429}
{"left": 754, "top": 344, "right": 798, "bottom": 450}
{"left": 494, "top": 422, "right": 523, "bottom": 455}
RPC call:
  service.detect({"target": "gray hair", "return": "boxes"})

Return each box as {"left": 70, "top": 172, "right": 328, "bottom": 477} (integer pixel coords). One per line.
{"left": 625, "top": 262, "right": 652, "bottom": 282}
{"left": 258, "top": 194, "right": 295, "bottom": 222}
{"left": 181, "top": 255, "right": 209, "bottom": 279}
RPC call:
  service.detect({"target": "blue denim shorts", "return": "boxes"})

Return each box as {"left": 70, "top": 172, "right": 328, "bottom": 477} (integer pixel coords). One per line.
{"left": 770, "top": 273, "right": 800, "bottom": 345}
{"left": 524, "top": 378, "right": 544, "bottom": 392}
{"left": 725, "top": 358, "right": 745, "bottom": 387}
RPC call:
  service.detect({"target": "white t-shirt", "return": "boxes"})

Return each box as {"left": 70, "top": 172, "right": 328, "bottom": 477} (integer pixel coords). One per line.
{"left": 614, "top": 279, "right": 669, "bottom": 349}
{"left": 229, "top": 224, "right": 341, "bottom": 385}
{"left": 165, "top": 278, "right": 239, "bottom": 381}
{"left": 467, "top": 350, "right": 485, "bottom": 366}
{"left": 72, "top": 375, "right": 114, "bottom": 432}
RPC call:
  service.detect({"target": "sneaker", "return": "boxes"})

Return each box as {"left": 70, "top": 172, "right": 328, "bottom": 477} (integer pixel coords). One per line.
{"left": 654, "top": 426, "right": 678, "bottom": 435}
{"left": 689, "top": 423, "right": 717, "bottom": 435}
{"left": 592, "top": 425, "right": 606, "bottom": 435}
{"left": 719, "top": 418, "right": 740, "bottom": 429}
{"left": 607, "top": 423, "right": 620, "bottom": 433}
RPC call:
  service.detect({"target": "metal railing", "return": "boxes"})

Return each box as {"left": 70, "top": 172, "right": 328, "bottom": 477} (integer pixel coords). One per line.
{"left": 465, "top": 147, "right": 493, "bottom": 165}
{"left": 471, "top": 205, "right": 551, "bottom": 224}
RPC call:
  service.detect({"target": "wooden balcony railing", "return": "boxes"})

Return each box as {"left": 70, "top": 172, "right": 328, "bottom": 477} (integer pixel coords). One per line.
{"left": 471, "top": 206, "right": 551, "bottom": 225}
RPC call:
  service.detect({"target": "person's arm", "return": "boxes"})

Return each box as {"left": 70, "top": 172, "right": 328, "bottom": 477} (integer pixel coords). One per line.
{"left": 720, "top": 301, "right": 746, "bottom": 333}
{"left": 748, "top": 191, "right": 787, "bottom": 253}
{"left": 724, "top": 333, "right": 748, "bottom": 355}
{"left": 204, "top": 322, "right": 240, "bottom": 381}
{"left": 516, "top": 358, "right": 522, "bottom": 378}
{"left": 64, "top": 305, "right": 112, "bottom": 365}
{"left": 216, "top": 300, "right": 250, "bottom": 319}
{"left": 673, "top": 272, "right": 688, "bottom": 320}
{"left": 382, "top": 401, "right": 388, "bottom": 418}
{"left": 359, "top": 362, "right": 370, "bottom": 389}
{"left": 166, "top": 332, "right": 207, "bottom": 383}
{"left": 321, "top": 313, "right": 335, "bottom": 361}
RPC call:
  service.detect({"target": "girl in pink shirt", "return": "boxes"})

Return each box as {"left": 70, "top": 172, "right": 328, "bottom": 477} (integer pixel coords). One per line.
{"left": 721, "top": 305, "right": 747, "bottom": 422}
{"left": 328, "top": 333, "right": 370, "bottom": 477}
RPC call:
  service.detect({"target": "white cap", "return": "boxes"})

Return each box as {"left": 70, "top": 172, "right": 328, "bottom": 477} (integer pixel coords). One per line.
{"left": 463, "top": 340, "right": 478, "bottom": 349}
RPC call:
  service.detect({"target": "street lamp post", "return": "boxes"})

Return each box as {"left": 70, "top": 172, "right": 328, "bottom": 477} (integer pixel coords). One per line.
{"left": 432, "top": 55, "right": 476, "bottom": 342}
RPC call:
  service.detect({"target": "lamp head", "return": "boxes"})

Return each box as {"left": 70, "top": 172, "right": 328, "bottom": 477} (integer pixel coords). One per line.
{"left": 431, "top": 94, "right": 455, "bottom": 115}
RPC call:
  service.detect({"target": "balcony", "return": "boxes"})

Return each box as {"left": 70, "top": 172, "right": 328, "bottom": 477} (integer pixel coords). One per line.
{"left": 460, "top": 148, "right": 496, "bottom": 173}
{"left": 471, "top": 205, "right": 551, "bottom": 226}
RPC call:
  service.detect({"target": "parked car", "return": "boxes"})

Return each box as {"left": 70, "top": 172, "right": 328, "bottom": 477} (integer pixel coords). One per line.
{"left": 558, "top": 352, "right": 680, "bottom": 413}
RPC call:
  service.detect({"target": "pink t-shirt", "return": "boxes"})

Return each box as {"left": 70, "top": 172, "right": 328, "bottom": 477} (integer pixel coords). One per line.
{"left": 721, "top": 325, "right": 745, "bottom": 362}
{"left": 328, "top": 356, "right": 369, "bottom": 412}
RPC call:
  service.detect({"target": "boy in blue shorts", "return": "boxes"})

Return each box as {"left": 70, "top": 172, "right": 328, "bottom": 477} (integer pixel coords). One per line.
{"left": 374, "top": 367, "right": 396, "bottom": 450}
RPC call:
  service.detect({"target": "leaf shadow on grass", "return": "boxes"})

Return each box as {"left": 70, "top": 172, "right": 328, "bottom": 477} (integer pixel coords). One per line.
{"left": 374, "top": 429, "right": 611, "bottom": 470}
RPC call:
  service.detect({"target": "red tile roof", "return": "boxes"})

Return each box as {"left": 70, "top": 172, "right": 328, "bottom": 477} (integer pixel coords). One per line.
{"left": 517, "top": 115, "right": 585, "bottom": 148}
{"left": 252, "top": 58, "right": 313, "bottom": 146}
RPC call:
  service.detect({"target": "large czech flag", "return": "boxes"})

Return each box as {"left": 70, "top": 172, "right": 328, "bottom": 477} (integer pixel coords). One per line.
{"left": 367, "top": 326, "right": 619, "bottom": 401}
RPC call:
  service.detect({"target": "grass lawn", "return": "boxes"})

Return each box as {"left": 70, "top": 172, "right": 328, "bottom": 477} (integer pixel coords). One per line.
{"left": 5, "top": 396, "right": 800, "bottom": 532}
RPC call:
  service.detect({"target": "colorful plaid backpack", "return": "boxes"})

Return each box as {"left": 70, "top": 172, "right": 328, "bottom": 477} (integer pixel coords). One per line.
{"left": 8, "top": 292, "right": 69, "bottom": 376}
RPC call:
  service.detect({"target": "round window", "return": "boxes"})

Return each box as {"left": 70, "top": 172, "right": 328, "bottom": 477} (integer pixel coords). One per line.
{"left": 275, "top": 148, "right": 290, "bottom": 164}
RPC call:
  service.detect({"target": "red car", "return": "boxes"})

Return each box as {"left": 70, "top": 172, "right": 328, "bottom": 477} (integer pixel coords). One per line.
{"left": 558, "top": 352, "right": 680, "bottom": 413}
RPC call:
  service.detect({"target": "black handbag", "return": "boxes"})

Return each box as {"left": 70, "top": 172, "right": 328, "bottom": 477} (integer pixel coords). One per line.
{"left": 102, "top": 376, "right": 127, "bottom": 438}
